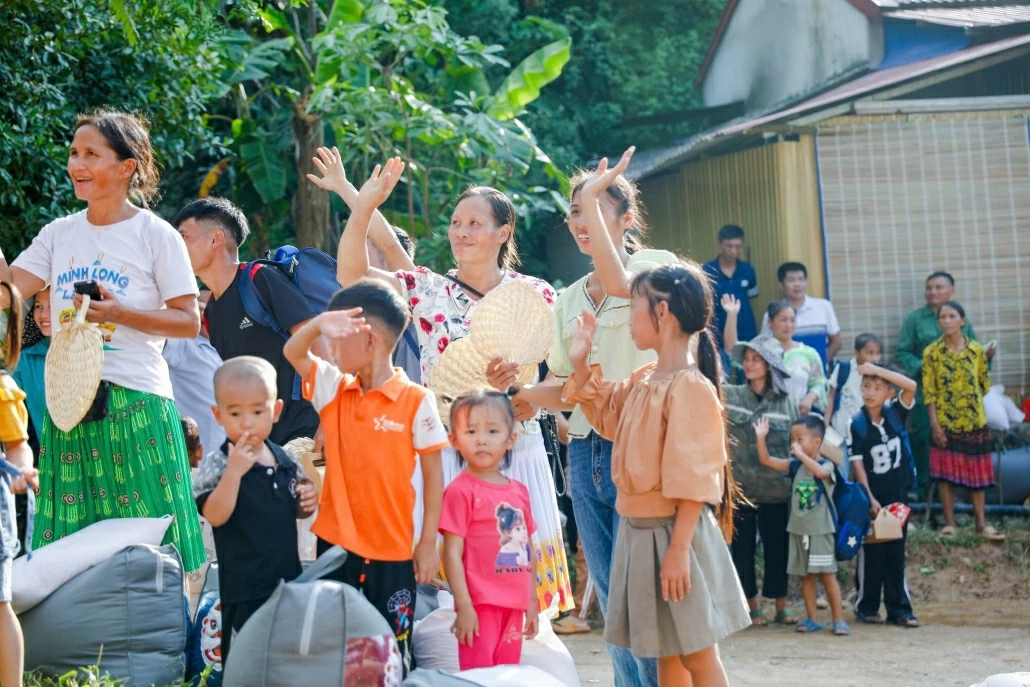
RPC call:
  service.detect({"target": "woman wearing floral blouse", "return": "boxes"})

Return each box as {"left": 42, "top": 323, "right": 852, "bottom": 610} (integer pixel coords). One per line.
{"left": 310, "top": 147, "right": 573, "bottom": 613}
{"left": 922, "top": 301, "right": 1003, "bottom": 542}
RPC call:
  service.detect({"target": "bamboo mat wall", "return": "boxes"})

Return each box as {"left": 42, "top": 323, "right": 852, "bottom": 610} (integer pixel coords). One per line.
{"left": 817, "top": 114, "right": 1030, "bottom": 394}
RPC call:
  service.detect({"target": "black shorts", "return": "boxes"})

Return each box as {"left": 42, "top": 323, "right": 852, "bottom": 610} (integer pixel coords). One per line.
{"left": 316, "top": 538, "right": 416, "bottom": 672}
{"left": 220, "top": 595, "right": 270, "bottom": 668}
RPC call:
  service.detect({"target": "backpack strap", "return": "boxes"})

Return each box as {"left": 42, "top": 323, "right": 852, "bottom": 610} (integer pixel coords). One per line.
{"left": 884, "top": 403, "right": 918, "bottom": 482}
{"left": 402, "top": 325, "right": 419, "bottom": 354}
{"left": 237, "top": 263, "right": 289, "bottom": 339}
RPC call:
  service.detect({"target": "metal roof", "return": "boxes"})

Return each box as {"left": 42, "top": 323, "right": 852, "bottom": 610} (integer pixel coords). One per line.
{"left": 884, "top": 5, "right": 1030, "bottom": 26}
{"left": 628, "top": 31, "right": 1030, "bottom": 181}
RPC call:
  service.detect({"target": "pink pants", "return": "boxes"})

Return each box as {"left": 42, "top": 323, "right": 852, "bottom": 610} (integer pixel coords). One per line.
{"left": 457, "top": 604, "right": 525, "bottom": 670}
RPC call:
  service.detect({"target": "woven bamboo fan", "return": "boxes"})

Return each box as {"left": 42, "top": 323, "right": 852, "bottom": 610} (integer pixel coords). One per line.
{"left": 428, "top": 338, "right": 494, "bottom": 423}
{"left": 469, "top": 280, "right": 553, "bottom": 366}
{"left": 45, "top": 296, "right": 104, "bottom": 432}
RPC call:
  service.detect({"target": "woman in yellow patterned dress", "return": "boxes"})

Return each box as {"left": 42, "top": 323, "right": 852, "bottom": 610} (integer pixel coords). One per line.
{"left": 922, "top": 300, "right": 1004, "bottom": 542}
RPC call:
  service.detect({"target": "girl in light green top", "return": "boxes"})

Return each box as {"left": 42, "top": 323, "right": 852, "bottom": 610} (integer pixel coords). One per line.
{"left": 494, "top": 147, "right": 671, "bottom": 687}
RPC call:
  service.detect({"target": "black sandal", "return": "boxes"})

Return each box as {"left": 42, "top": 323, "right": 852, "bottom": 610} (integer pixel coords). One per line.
{"left": 887, "top": 615, "right": 921, "bottom": 628}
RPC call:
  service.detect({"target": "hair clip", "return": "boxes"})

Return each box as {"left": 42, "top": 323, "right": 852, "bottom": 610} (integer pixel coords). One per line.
{"left": 673, "top": 278, "right": 681, "bottom": 285}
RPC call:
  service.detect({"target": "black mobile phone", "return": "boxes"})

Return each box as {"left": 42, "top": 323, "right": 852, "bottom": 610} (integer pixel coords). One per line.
{"left": 73, "top": 280, "right": 103, "bottom": 301}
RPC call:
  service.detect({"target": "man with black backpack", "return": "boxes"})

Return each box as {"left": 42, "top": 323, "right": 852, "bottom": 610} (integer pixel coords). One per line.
{"left": 173, "top": 197, "right": 324, "bottom": 447}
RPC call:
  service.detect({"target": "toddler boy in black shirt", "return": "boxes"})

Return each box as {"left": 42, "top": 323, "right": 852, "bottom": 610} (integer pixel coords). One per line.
{"left": 847, "top": 363, "right": 920, "bottom": 628}
{"left": 192, "top": 356, "right": 318, "bottom": 664}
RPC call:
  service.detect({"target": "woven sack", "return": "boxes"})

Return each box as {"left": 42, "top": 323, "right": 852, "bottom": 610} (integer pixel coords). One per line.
{"left": 45, "top": 296, "right": 104, "bottom": 432}
{"left": 469, "top": 281, "right": 553, "bottom": 366}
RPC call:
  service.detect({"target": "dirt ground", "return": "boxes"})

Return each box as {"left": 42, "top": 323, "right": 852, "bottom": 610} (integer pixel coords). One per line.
{"left": 563, "top": 525, "right": 1030, "bottom": 686}
{"left": 564, "top": 620, "right": 1030, "bottom": 687}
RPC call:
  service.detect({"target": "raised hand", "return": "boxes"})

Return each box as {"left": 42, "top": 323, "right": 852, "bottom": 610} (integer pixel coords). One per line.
{"left": 579, "top": 147, "right": 635, "bottom": 201}
{"left": 355, "top": 157, "right": 406, "bottom": 211}
{"left": 306, "top": 146, "right": 348, "bottom": 194}
{"left": 568, "top": 310, "right": 598, "bottom": 368}
{"left": 317, "top": 308, "right": 371, "bottom": 340}
{"left": 721, "top": 293, "right": 741, "bottom": 316}
{"left": 855, "top": 362, "right": 879, "bottom": 377}
{"left": 752, "top": 416, "right": 769, "bottom": 439}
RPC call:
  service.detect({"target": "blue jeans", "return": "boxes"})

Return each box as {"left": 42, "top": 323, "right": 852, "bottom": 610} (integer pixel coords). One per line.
{"left": 569, "top": 433, "right": 658, "bottom": 687}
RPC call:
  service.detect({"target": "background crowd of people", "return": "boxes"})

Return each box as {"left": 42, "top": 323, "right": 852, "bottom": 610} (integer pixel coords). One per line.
{"left": 0, "top": 109, "right": 1015, "bottom": 687}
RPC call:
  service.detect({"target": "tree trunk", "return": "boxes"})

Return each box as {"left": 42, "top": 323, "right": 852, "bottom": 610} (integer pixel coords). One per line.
{"left": 292, "top": 104, "right": 330, "bottom": 251}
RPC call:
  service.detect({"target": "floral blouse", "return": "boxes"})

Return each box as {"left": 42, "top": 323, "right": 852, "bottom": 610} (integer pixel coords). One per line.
{"left": 922, "top": 337, "right": 990, "bottom": 433}
{"left": 395, "top": 267, "right": 557, "bottom": 385}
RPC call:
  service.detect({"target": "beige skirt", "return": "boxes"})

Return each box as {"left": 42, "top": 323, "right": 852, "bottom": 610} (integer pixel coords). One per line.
{"left": 606, "top": 508, "right": 751, "bottom": 658}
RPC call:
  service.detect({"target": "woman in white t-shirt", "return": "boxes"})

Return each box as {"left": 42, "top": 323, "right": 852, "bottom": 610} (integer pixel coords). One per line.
{"left": 0, "top": 109, "right": 205, "bottom": 571}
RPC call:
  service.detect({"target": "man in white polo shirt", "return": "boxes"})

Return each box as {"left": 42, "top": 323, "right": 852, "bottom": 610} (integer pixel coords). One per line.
{"left": 761, "top": 261, "right": 841, "bottom": 369}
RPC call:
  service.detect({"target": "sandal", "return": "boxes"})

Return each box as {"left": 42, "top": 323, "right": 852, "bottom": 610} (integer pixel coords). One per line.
{"left": 833, "top": 620, "right": 852, "bottom": 636}
{"left": 774, "top": 608, "right": 799, "bottom": 625}
{"left": 551, "top": 615, "right": 592, "bottom": 635}
{"left": 795, "top": 618, "right": 823, "bottom": 633}
{"left": 939, "top": 525, "right": 957, "bottom": 538}
{"left": 980, "top": 526, "right": 1006, "bottom": 542}
{"left": 887, "top": 615, "right": 921, "bottom": 628}
{"left": 749, "top": 608, "right": 768, "bottom": 627}
{"left": 857, "top": 612, "right": 885, "bottom": 624}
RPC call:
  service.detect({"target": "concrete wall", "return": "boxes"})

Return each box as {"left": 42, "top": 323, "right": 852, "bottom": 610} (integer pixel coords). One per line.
{"left": 703, "top": 0, "right": 882, "bottom": 110}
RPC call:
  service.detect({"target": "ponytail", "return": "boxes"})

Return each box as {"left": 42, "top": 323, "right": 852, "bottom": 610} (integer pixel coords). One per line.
{"left": 1, "top": 282, "right": 24, "bottom": 372}
{"left": 695, "top": 327, "right": 741, "bottom": 541}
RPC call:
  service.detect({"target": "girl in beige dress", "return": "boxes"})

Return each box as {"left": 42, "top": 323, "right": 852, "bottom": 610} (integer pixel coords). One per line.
{"left": 559, "top": 150, "right": 750, "bottom": 686}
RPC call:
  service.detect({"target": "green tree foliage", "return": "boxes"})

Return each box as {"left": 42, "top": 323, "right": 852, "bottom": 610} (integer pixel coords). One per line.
{"left": 0, "top": 0, "right": 229, "bottom": 255}
{"left": 442, "top": 0, "right": 726, "bottom": 171}
{"left": 196, "top": 0, "right": 571, "bottom": 275}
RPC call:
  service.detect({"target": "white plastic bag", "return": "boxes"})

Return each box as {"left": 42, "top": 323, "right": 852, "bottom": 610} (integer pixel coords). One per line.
{"left": 984, "top": 387, "right": 1011, "bottom": 431}
{"left": 458, "top": 666, "right": 567, "bottom": 687}
{"left": 412, "top": 606, "right": 579, "bottom": 686}
{"left": 970, "top": 673, "right": 1030, "bottom": 687}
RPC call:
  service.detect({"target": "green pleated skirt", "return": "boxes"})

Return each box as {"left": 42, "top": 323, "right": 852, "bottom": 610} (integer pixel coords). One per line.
{"left": 31, "top": 385, "right": 206, "bottom": 572}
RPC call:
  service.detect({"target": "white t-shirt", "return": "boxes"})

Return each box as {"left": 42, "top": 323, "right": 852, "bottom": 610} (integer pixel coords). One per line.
{"left": 13, "top": 209, "right": 199, "bottom": 398}
{"left": 829, "top": 358, "right": 864, "bottom": 437}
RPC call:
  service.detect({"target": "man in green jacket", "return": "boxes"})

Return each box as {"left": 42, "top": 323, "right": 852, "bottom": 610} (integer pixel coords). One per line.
{"left": 896, "top": 271, "right": 994, "bottom": 498}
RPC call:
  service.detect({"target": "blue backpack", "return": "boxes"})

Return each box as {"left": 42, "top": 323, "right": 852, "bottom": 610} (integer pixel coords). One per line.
{"left": 792, "top": 458, "right": 870, "bottom": 561}
{"left": 830, "top": 360, "right": 852, "bottom": 424}
{"left": 237, "top": 245, "right": 339, "bottom": 400}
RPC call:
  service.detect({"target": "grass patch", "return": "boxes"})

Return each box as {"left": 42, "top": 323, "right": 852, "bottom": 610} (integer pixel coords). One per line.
{"left": 26, "top": 661, "right": 211, "bottom": 687}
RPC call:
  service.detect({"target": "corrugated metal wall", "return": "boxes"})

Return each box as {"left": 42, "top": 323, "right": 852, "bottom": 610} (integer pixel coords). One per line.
{"left": 638, "top": 137, "right": 825, "bottom": 332}
{"left": 816, "top": 112, "right": 1030, "bottom": 394}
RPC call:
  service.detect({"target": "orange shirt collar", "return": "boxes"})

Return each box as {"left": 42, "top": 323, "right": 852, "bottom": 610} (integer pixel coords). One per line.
{"left": 340, "top": 367, "right": 410, "bottom": 402}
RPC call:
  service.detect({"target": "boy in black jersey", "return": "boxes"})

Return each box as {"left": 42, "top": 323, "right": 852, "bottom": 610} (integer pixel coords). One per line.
{"left": 847, "top": 363, "right": 920, "bottom": 628}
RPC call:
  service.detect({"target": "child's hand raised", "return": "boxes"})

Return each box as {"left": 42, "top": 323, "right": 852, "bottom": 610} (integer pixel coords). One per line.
{"left": 752, "top": 416, "right": 770, "bottom": 439}
{"left": 306, "top": 146, "right": 348, "bottom": 194}
{"left": 451, "top": 605, "right": 479, "bottom": 648}
{"left": 721, "top": 294, "right": 741, "bottom": 316}
{"left": 317, "top": 308, "right": 370, "bottom": 340}
{"left": 855, "top": 362, "right": 879, "bottom": 377}
{"left": 226, "top": 434, "right": 259, "bottom": 478}
{"left": 355, "top": 157, "right": 405, "bottom": 211}
{"left": 568, "top": 310, "right": 598, "bottom": 367}
{"left": 578, "top": 147, "right": 635, "bottom": 201}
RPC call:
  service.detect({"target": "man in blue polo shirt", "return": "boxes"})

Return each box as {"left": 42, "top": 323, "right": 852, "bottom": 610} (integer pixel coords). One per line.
{"left": 705, "top": 224, "right": 759, "bottom": 350}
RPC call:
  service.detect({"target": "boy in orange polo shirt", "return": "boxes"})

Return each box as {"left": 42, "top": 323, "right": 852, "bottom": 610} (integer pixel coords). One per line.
{"left": 284, "top": 279, "right": 447, "bottom": 670}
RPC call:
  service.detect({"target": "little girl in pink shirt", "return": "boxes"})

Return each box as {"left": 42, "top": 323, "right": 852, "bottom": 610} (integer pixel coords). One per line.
{"left": 440, "top": 390, "right": 539, "bottom": 670}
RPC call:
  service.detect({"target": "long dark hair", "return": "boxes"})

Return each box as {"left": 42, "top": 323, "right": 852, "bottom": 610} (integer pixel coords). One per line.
{"left": 74, "top": 108, "right": 160, "bottom": 207}
{"left": 455, "top": 187, "right": 520, "bottom": 271}
{"left": 630, "top": 260, "right": 740, "bottom": 540}
{"left": 1, "top": 282, "right": 24, "bottom": 372}
{"left": 569, "top": 170, "right": 647, "bottom": 253}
